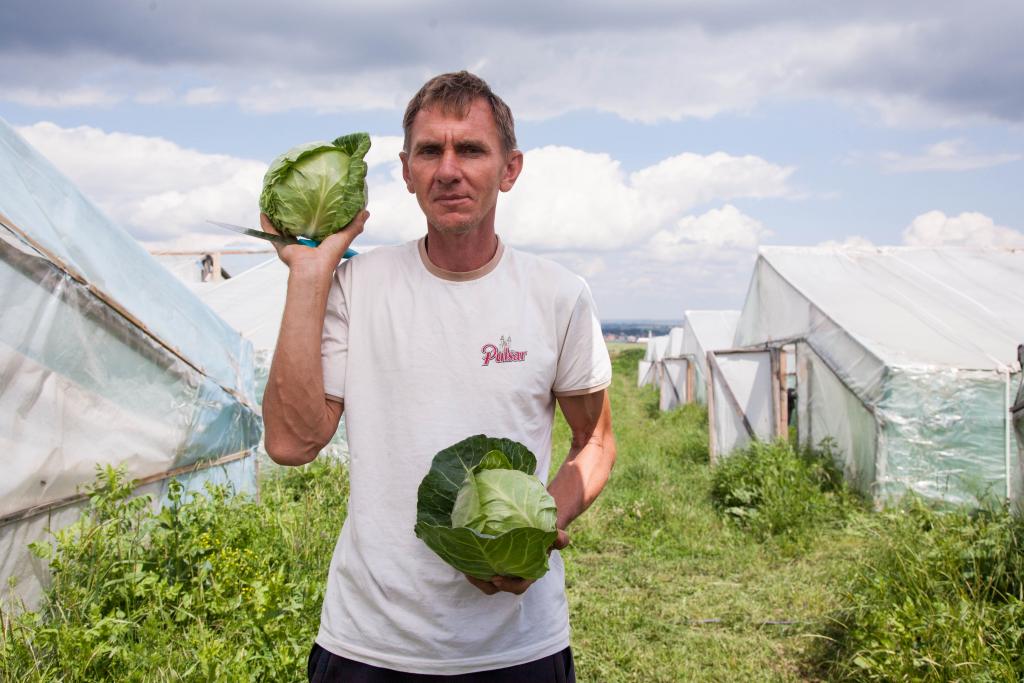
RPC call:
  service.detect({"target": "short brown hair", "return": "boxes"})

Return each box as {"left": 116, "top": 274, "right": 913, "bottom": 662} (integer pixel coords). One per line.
{"left": 402, "top": 71, "right": 517, "bottom": 153}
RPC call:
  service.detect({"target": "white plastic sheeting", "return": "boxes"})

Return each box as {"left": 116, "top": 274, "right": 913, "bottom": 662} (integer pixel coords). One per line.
{"left": 708, "top": 351, "right": 777, "bottom": 461}
{"left": 0, "top": 119, "right": 262, "bottom": 608}
{"left": 637, "top": 360, "right": 655, "bottom": 388}
{"left": 660, "top": 358, "right": 688, "bottom": 412}
{"left": 665, "top": 326, "right": 685, "bottom": 358}
{"left": 658, "top": 327, "right": 686, "bottom": 411}
{"left": 197, "top": 257, "right": 287, "bottom": 357}
{"left": 796, "top": 342, "right": 877, "bottom": 494}
{"left": 639, "top": 334, "right": 670, "bottom": 389}
{"left": 735, "top": 246, "right": 1024, "bottom": 506}
{"left": 681, "top": 310, "right": 740, "bottom": 405}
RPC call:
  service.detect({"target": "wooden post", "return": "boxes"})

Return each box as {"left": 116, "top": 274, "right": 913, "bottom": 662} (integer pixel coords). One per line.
{"left": 211, "top": 252, "right": 223, "bottom": 281}
{"left": 796, "top": 345, "right": 810, "bottom": 448}
{"left": 778, "top": 349, "right": 789, "bottom": 439}
{"left": 782, "top": 348, "right": 790, "bottom": 438}
{"left": 706, "top": 351, "right": 717, "bottom": 464}
{"left": 770, "top": 349, "right": 780, "bottom": 440}
{"left": 686, "top": 359, "right": 696, "bottom": 404}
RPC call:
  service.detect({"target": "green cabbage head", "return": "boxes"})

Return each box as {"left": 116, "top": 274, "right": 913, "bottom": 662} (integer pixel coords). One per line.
{"left": 258, "top": 132, "right": 370, "bottom": 241}
{"left": 415, "top": 435, "right": 558, "bottom": 581}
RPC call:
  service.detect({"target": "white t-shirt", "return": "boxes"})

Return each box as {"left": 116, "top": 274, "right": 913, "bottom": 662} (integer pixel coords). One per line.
{"left": 315, "top": 236, "right": 612, "bottom": 675}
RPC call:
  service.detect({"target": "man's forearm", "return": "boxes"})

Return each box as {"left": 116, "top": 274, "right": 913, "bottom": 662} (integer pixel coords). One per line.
{"left": 263, "top": 265, "right": 340, "bottom": 465}
{"left": 548, "top": 391, "right": 616, "bottom": 530}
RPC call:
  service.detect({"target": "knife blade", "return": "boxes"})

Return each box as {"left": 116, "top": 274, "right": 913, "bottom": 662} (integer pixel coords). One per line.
{"left": 206, "top": 220, "right": 357, "bottom": 258}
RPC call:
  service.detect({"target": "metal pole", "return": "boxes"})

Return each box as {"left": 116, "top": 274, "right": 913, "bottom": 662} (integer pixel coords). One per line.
{"left": 1006, "top": 368, "right": 1012, "bottom": 502}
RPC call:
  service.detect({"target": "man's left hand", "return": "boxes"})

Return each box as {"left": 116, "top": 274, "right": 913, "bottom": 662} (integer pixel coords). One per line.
{"left": 464, "top": 529, "right": 570, "bottom": 596}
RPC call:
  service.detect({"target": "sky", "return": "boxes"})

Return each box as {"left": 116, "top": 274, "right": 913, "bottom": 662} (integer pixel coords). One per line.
{"left": 2, "top": 0, "right": 1023, "bottom": 319}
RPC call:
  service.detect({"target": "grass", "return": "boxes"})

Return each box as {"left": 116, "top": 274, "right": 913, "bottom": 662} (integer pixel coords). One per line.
{"left": 557, "top": 349, "right": 862, "bottom": 682}
{"left": 4, "top": 346, "right": 1024, "bottom": 681}
{"left": 821, "top": 499, "right": 1024, "bottom": 681}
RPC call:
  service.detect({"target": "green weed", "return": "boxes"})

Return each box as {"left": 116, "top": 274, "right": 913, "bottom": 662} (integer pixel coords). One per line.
{"left": 1, "top": 458, "right": 348, "bottom": 682}
{"left": 709, "top": 439, "right": 861, "bottom": 549}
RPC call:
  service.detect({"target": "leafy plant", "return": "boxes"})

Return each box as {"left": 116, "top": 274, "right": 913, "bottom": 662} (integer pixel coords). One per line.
{"left": 710, "top": 439, "right": 859, "bottom": 546}
{"left": 1, "top": 459, "right": 349, "bottom": 682}
{"left": 415, "top": 435, "right": 558, "bottom": 580}
{"left": 259, "top": 132, "right": 370, "bottom": 241}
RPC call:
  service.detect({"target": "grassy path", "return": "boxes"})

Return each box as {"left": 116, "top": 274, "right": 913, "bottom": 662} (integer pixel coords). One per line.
{"left": 560, "top": 347, "right": 861, "bottom": 682}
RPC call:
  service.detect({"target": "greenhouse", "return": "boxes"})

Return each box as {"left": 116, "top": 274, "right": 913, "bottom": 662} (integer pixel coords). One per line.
{"left": 637, "top": 334, "right": 668, "bottom": 388}
{"left": 0, "top": 119, "right": 262, "bottom": 609}
{"left": 681, "top": 310, "right": 740, "bottom": 406}
{"left": 658, "top": 326, "right": 686, "bottom": 411}
{"left": 730, "top": 246, "right": 1024, "bottom": 507}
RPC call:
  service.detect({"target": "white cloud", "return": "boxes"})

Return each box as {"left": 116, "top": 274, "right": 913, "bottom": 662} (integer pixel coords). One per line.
{"left": 133, "top": 87, "right": 175, "bottom": 105}
{"left": 16, "top": 122, "right": 267, "bottom": 242}
{"left": 500, "top": 146, "right": 646, "bottom": 250}
{"left": 5, "top": 86, "right": 120, "bottom": 108}
{"left": 817, "top": 235, "right": 876, "bottom": 249}
{"left": 903, "top": 210, "right": 1024, "bottom": 247}
{"left": 880, "top": 139, "right": 1021, "bottom": 172}
{"left": 497, "top": 146, "right": 792, "bottom": 251}
{"left": 575, "top": 243, "right": 760, "bottom": 319}
{"left": 631, "top": 152, "right": 794, "bottom": 216}
{"left": 645, "top": 205, "right": 770, "bottom": 262}
{"left": 364, "top": 135, "right": 404, "bottom": 169}
{"left": 183, "top": 86, "right": 227, "bottom": 106}
{"left": 362, "top": 160, "right": 425, "bottom": 244}
{"left": 544, "top": 253, "right": 608, "bottom": 280}
{"left": 233, "top": 73, "right": 410, "bottom": 115}
{"left": 812, "top": 214, "right": 1024, "bottom": 251}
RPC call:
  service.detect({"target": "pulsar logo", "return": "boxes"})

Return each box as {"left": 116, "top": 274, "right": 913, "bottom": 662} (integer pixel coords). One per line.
{"left": 481, "top": 335, "right": 528, "bottom": 366}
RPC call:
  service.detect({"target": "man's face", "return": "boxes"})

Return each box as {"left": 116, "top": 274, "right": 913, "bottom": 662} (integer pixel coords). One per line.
{"left": 401, "top": 99, "right": 523, "bottom": 236}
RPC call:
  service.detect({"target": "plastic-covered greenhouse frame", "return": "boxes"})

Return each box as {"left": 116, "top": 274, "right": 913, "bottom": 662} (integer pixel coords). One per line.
{"left": 638, "top": 334, "right": 669, "bottom": 388}
{"left": 681, "top": 310, "right": 740, "bottom": 406}
{"left": 725, "top": 246, "right": 1023, "bottom": 507}
{"left": 659, "top": 327, "right": 687, "bottom": 412}
{"left": 0, "top": 119, "right": 262, "bottom": 609}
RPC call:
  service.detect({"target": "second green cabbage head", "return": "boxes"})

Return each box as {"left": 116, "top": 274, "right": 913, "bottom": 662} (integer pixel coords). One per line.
{"left": 415, "top": 436, "right": 559, "bottom": 581}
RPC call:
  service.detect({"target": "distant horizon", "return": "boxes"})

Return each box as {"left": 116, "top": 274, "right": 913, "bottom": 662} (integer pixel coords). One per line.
{"left": 601, "top": 318, "right": 682, "bottom": 324}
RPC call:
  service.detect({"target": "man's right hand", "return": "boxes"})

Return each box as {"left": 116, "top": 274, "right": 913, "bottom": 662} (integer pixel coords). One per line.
{"left": 260, "top": 210, "right": 368, "bottom": 277}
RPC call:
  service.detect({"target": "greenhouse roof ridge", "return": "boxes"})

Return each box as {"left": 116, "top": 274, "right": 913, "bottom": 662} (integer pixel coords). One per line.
{"left": 683, "top": 310, "right": 741, "bottom": 354}
{"left": 754, "top": 247, "right": 1024, "bottom": 372}
{"left": 758, "top": 245, "right": 1024, "bottom": 256}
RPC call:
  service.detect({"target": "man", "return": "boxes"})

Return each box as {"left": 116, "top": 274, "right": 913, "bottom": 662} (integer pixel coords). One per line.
{"left": 263, "top": 71, "right": 616, "bottom": 682}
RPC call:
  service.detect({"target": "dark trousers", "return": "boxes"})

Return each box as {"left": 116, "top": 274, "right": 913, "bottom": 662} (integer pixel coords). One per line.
{"left": 308, "top": 643, "right": 576, "bottom": 683}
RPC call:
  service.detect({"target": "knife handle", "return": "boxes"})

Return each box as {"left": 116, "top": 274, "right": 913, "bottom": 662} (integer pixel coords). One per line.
{"left": 296, "top": 235, "right": 358, "bottom": 259}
